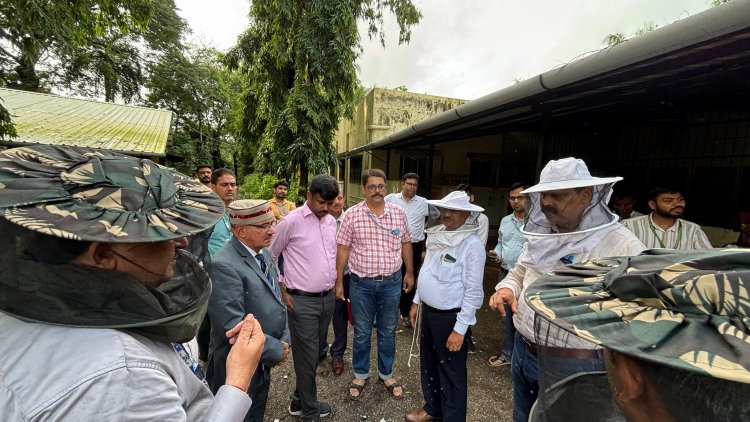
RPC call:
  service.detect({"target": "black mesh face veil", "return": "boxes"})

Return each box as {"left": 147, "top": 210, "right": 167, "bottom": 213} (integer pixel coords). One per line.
{"left": 0, "top": 217, "right": 212, "bottom": 344}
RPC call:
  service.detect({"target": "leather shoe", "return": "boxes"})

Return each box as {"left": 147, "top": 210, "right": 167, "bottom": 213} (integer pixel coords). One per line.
{"left": 331, "top": 356, "right": 345, "bottom": 375}
{"left": 404, "top": 407, "right": 441, "bottom": 422}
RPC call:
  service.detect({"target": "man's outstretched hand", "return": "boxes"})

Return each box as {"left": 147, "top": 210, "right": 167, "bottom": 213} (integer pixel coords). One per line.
{"left": 225, "top": 314, "right": 265, "bottom": 392}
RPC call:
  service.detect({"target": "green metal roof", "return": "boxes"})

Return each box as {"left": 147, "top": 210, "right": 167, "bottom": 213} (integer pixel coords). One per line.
{"left": 0, "top": 88, "right": 173, "bottom": 157}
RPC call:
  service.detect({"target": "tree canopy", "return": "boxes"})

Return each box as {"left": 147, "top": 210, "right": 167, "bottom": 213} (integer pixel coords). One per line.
{"left": 225, "top": 0, "right": 421, "bottom": 189}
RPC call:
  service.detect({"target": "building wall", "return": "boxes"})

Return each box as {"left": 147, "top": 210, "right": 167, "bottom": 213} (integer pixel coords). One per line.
{"left": 335, "top": 88, "right": 467, "bottom": 206}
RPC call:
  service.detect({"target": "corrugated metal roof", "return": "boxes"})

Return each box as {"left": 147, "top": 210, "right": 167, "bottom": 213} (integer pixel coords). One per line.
{"left": 0, "top": 88, "right": 173, "bottom": 157}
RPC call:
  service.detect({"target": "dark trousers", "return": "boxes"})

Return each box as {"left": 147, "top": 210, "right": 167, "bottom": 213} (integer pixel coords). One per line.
{"left": 244, "top": 365, "right": 271, "bottom": 422}
{"left": 329, "top": 273, "right": 351, "bottom": 358}
{"left": 498, "top": 268, "right": 515, "bottom": 360}
{"left": 196, "top": 313, "right": 211, "bottom": 360}
{"left": 400, "top": 240, "right": 424, "bottom": 317}
{"left": 420, "top": 306, "right": 468, "bottom": 422}
{"left": 289, "top": 293, "right": 335, "bottom": 420}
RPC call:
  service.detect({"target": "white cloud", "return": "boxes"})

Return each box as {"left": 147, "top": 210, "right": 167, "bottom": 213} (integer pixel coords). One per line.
{"left": 176, "top": 0, "right": 713, "bottom": 99}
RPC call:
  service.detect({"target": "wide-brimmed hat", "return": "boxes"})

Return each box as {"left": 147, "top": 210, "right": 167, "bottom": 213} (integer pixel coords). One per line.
{"left": 0, "top": 145, "right": 225, "bottom": 242}
{"left": 526, "top": 249, "right": 750, "bottom": 384}
{"left": 523, "top": 157, "right": 622, "bottom": 194}
{"left": 426, "top": 191, "right": 484, "bottom": 213}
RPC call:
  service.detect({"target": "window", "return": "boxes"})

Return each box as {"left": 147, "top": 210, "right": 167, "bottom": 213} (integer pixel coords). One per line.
{"left": 349, "top": 155, "right": 363, "bottom": 184}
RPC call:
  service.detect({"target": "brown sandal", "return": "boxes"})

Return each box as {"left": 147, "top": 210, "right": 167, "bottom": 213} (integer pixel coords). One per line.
{"left": 348, "top": 379, "right": 367, "bottom": 401}
{"left": 378, "top": 378, "right": 404, "bottom": 400}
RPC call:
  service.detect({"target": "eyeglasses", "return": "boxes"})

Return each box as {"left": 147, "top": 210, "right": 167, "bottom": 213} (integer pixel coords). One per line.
{"left": 248, "top": 221, "right": 277, "bottom": 230}
{"left": 509, "top": 196, "right": 525, "bottom": 202}
{"left": 365, "top": 184, "right": 386, "bottom": 192}
{"left": 404, "top": 182, "right": 418, "bottom": 188}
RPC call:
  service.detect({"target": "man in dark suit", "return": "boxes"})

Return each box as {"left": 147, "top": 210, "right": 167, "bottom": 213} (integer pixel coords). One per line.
{"left": 207, "top": 199, "right": 291, "bottom": 422}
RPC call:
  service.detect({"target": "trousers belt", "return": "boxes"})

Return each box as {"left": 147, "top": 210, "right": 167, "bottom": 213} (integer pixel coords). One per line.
{"left": 423, "top": 303, "right": 461, "bottom": 314}
{"left": 521, "top": 336, "right": 600, "bottom": 360}
{"left": 366, "top": 272, "right": 398, "bottom": 281}
{"left": 286, "top": 288, "right": 332, "bottom": 298}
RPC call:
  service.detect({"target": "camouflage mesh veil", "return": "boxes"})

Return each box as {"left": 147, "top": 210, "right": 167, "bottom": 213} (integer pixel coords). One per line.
{"left": 526, "top": 249, "right": 750, "bottom": 384}
{"left": 0, "top": 145, "right": 224, "bottom": 242}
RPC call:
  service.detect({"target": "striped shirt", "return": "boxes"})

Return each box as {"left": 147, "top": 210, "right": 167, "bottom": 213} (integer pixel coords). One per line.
{"left": 622, "top": 213, "right": 712, "bottom": 250}
{"left": 336, "top": 201, "right": 412, "bottom": 277}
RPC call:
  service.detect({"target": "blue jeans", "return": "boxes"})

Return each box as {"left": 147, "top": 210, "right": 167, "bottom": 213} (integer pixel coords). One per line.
{"left": 511, "top": 332, "right": 538, "bottom": 422}
{"left": 349, "top": 272, "right": 401, "bottom": 380}
{"left": 501, "top": 303, "right": 515, "bottom": 361}
{"left": 511, "top": 331, "right": 606, "bottom": 422}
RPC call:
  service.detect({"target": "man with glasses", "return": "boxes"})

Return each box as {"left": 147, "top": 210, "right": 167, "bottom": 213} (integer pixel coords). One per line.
{"left": 207, "top": 200, "right": 291, "bottom": 422}
{"left": 270, "top": 175, "right": 339, "bottom": 421}
{"left": 487, "top": 182, "right": 529, "bottom": 368}
{"left": 336, "top": 169, "right": 414, "bottom": 401}
{"left": 385, "top": 173, "right": 430, "bottom": 328}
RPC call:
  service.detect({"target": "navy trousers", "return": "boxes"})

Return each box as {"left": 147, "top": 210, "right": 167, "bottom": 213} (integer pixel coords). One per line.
{"left": 419, "top": 306, "right": 468, "bottom": 422}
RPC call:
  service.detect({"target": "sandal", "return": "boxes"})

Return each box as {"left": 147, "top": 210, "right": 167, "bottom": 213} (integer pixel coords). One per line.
{"left": 378, "top": 378, "right": 404, "bottom": 400}
{"left": 487, "top": 355, "right": 511, "bottom": 367}
{"left": 348, "top": 379, "right": 367, "bottom": 401}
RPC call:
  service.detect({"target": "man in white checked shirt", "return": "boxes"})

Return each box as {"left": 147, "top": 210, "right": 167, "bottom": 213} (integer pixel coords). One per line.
{"left": 623, "top": 187, "right": 712, "bottom": 250}
{"left": 336, "top": 168, "right": 414, "bottom": 401}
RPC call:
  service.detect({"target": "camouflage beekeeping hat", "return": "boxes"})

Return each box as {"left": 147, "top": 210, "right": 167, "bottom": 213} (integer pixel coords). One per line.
{"left": 0, "top": 145, "right": 225, "bottom": 242}
{"left": 526, "top": 249, "right": 750, "bottom": 384}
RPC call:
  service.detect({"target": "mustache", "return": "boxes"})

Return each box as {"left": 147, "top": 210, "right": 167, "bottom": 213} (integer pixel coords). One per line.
{"left": 371, "top": 193, "right": 383, "bottom": 198}
{"left": 542, "top": 205, "right": 558, "bottom": 215}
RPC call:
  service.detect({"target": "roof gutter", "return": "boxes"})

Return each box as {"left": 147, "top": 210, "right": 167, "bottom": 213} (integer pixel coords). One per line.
{"left": 341, "top": 0, "right": 750, "bottom": 156}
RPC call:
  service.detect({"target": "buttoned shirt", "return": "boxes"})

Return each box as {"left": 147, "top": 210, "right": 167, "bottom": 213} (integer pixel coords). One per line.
{"left": 384, "top": 192, "right": 429, "bottom": 242}
{"left": 414, "top": 229, "right": 486, "bottom": 335}
{"left": 622, "top": 213, "right": 712, "bottom": 250}
{"left": 208, "top": 211, "right": 231, "bottom": 256}
{"left": 336, "top": 201, "right": 412, "bottom": 277}
{"left": 270, "top": 199, "right": 296, "bottom": 221}
{"left": 270, "top": 203, "right": 337, "bottom": 292}
{"left": 493, "top": 213, "right": 525, "bottom": 271}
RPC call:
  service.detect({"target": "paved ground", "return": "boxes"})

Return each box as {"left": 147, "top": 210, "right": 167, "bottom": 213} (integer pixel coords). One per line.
{"left": 262, "top": 263, "right": 514, "bottom": 422}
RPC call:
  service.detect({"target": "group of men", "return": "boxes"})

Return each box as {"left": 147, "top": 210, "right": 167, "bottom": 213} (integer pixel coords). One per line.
{"left": 1, "top": 146, "right": 746, "bottom": 422}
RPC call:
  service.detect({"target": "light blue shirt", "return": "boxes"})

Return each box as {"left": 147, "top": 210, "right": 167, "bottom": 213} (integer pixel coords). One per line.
{"left": 493, "top": 213, "right": 525, "bottom": 271}
{"left": 208, "top": 211, "right": 231, "bottom": 256}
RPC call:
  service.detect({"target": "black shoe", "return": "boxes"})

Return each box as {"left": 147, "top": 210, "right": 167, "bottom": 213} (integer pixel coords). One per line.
{"left": 288, "top": 397, "right": 332, "bottom": 418}
{"left": 288, "top": 395, "right": 301, "bottom": 416}
{"left": 467, "top": 341, "right": 476, "bottom": 354}
{"left": 319, "top": 401, "right": 332, "bottom": 418}
{"left": 401, "top": 315, "right": 413, "bottom": 328}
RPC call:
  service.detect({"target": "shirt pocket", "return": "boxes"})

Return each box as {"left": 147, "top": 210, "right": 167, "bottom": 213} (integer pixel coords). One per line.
{"left": 436, "top": 260, "right": 459, "bottom": 282}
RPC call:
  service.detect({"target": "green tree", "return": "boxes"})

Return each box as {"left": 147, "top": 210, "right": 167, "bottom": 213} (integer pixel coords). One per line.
{"left": 225, "top": 0, "right": 421, "bottom": 191}
{"left": 146, "top": 44, "right": 247, "bottom": 176}
{"left": 53, "top": 0, "right": 188, "bottom": 103}
{"left": 0, "top": 0, "right": 153, "bottom": 92}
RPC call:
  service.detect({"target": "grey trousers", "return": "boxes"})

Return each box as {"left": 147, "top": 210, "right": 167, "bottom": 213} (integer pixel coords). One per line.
{"left": 288, "top": 293, "right": 335, "bottom": 420}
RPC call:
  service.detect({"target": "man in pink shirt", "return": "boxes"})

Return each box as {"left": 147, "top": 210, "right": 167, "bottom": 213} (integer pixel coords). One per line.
{"left": 270, "top": 174, "right": 339, "bottom": 422}
{"left": 336, "top": 168, "right": 414, "bottom": 401}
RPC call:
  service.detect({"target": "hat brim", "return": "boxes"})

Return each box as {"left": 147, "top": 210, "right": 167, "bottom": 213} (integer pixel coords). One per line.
{"left": 426, "top": 199, "right": 484, "bottom": 213}
{"left": 526, "top": 249, "right": 750, "bottom": 384}
{"left": 0, "top": 146, "right": 225, "bottom": 243}
{"left": 522, "top": 176, "right": 622, "bottom": 194}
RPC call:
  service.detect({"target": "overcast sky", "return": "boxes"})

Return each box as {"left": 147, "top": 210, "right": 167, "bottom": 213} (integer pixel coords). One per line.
{"left": 174, "top": 0, "right": 714, "bottom": 100}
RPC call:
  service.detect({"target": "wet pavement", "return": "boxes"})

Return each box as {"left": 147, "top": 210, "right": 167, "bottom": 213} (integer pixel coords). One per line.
{"left": 262, "top": 263, "right": 513, "bottom": 422}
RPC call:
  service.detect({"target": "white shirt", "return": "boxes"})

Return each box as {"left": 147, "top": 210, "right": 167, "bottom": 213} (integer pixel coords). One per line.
{"left": 622, "top": 213, "right": 712, "bottom": 250}
{"left": 385, "top": 192, "right": 430, "bottom": 242}
{"left": 414, "top": 227, "right": 486, "bottom": 335}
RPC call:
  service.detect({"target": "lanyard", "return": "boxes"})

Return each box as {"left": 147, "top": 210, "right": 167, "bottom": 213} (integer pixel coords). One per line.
{"left": 274, "top": 201, "right": 288, "bottom": 216}
{"left": 648, "top": 218, "right": 682, "bottom": 249}
{"left": 365, "top": 206, "right": 401, "bottom": 236}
